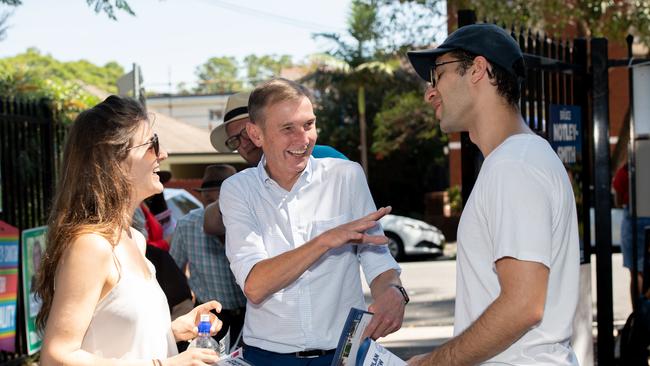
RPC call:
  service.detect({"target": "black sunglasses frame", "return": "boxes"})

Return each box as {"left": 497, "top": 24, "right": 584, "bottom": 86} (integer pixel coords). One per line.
{"left": 225, "top": 128, "right": 249, "bottom": 151}
{"left": 429, "top": 59, "right": 465, "bottom": 87}
{"left": 127, "top": 133, "right": 160, "bottom": 157}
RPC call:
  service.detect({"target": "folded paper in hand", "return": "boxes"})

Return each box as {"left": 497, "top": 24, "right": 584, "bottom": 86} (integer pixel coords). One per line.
{"left": 330, "top": 308, "right": 405, "bottom": 366}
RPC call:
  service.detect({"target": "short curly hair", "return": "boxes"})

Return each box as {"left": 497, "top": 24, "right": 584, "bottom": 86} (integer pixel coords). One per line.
{"left": 447, "top": 49, "right": 522, "bottom": 108}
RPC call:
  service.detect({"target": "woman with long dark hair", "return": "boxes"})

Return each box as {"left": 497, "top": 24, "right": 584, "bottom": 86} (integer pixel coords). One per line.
{"left": 35, "top": 95, "right": 221, "bottom": 366}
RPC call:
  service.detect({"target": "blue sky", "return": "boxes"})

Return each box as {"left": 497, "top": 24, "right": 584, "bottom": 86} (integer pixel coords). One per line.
{"left": 0, "top": 0, "right": 353, "bottom": 93}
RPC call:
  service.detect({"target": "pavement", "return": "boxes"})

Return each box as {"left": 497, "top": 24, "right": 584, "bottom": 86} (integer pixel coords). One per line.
{"left": 362, "top": 242, "right": 634, "bottom": 362}
{"left": 363, "top": 244, "right": 458, "bottom": 360}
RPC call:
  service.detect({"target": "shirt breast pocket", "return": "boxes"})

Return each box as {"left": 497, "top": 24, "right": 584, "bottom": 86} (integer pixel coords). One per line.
{"left": 310, "top": 214, "right": 354, "bottom": 259}
{"left": 310, "top": 214, "right": 349, "bottom": 237}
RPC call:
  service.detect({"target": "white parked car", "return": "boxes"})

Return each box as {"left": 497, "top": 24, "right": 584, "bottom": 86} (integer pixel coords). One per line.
{"left": 379, "top": 214, "right": 446, "bottom": 260}
{"left": 163, "top": 188, "right": 203, "bottom": 220}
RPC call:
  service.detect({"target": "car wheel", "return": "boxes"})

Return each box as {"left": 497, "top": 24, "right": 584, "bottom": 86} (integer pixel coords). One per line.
{"left": 385, "top": 232, "right": 405, "bottom": 261}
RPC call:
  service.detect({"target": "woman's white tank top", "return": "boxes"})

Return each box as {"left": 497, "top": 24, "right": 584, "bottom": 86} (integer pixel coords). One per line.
{"left": 81, "top": 258, "right": 178, "bottom": 359}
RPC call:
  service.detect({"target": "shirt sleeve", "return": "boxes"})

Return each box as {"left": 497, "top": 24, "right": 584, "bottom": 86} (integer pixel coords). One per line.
{"left": 219, "top": 178, "right": 269, "bottom": 289}
{"left": 482, "top": 161, "right": 553, "bottom": 268}
{"left": 347, "top": 163, "right": 402, "bottom": 284}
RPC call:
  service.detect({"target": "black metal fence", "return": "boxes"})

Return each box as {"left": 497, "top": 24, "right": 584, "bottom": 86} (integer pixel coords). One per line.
{"left": 0, "top": 97, "right": 66, "bottom": 230}
{"left": 0, "top": 96, "right": 67, "bottom": 358}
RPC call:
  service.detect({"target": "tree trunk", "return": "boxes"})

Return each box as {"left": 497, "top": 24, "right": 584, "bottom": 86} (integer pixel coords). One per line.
{"left": 358, "top": 85, "right": 368, "bottom": 176}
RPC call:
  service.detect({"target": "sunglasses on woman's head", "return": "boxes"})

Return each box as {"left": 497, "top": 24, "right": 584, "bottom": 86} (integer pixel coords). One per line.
{"left": 127, "top": 133, "right": 160, "bottom": 157}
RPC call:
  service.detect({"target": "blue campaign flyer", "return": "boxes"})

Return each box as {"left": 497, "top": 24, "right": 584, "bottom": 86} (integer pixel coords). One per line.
{"left": 331, "top": 308, "right": 374, "bottom": 366}
{"left": 355, "top": 338, "right": 406, "bottom": 366}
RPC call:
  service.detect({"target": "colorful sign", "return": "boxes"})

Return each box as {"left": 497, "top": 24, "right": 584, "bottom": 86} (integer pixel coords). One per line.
{"left": 21, "top": 226, "right": 47, "bottom": 355}
{"left": 0, "top": 221, "right": 19, "bottom": 352}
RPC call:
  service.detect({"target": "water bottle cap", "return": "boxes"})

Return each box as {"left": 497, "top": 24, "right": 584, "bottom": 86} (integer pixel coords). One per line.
{"left": 198, "top": 320, "right": 211, "bottom": 334}
{"left": 200, "top": 314, "right": 210, "bottom": 322}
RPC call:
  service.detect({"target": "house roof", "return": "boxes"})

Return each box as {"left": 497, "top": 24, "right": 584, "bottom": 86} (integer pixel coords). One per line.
{"left": 78, "top": 83, "right": 221, "bottom": 155}
{"left": 149, "top": 107, "right": 216, "bottom": 154}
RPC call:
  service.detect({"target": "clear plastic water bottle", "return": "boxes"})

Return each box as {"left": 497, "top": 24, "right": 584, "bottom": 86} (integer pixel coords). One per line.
{"left": 188, "top": 314, "right": 228, "bottom": 357}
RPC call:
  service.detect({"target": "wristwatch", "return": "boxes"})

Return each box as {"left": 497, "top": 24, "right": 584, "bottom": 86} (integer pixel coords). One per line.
{"left": 392, "top": 285, "right": 409, "bottom": 305}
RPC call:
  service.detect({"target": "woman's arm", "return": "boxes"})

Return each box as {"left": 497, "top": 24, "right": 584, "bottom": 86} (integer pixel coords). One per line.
{"left": 39, "top": 233, "right": 146, "bottom": 366}
{"left": 39, "top": 233, "right": 219, "bottom": 366}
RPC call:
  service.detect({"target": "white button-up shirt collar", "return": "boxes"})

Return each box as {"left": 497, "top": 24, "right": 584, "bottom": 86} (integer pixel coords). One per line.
{"left": 257, "top": 154, "right": 314, "bottom": 190}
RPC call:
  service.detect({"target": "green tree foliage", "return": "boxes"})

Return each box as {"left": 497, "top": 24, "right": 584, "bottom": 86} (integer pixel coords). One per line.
{"left": 0, "top": 0, "right": 137, "bottom": 19}
{"left": 311, "top": 64, "right": 449, "bottom": 215}
{"left": 372, "top": 90, "right": 447, "bottom": 163}
{"left": 0, "top": 48, "right": 123, "bottom": 93}
{"left": 316, "top": 0, "right": 382, "bottom": 67}
{"left": 85, "top": 0, "right": 135, "bottom": 20}
{"left": 457, "top": 0, "right": 650, "bottom": 44}
{"left": 373, "top": 0, "right": 446, "bottom": 53}
{"left": 0, "top": 11, "right": 9, "bottom": 41}
{"left": 392, "top": 0, "right": 650, "bottom": 47}
{"left": 194, "top": 56, "right": 243, "bottom": 94}
{"left": 0, "top": 0, "right": 142, "bottom": 40}
{"left": 0, "top": 48, "right": 120, "bottom": 122}
{"left": 309, "top": 0, "right": 449, "bottom": 216}
{"left": 243, "top": 54, "right": 293, "bottom": 86}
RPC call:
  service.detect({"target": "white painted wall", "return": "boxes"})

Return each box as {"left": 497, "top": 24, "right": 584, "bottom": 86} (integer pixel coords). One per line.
{"left": 147, "top": 94, "right": 231, "bottom": 131}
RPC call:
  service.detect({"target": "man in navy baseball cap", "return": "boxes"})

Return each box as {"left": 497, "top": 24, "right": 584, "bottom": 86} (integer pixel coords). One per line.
{"left": 405, "top": 24, "right": 580, "bottom": 366}
{"left": 407, "top": 23, "right": 525, "bottom": 83}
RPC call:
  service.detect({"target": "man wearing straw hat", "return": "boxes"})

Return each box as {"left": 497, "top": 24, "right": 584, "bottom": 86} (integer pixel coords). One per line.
{"left": 170, "top": 164, "right": 247, "bottom": 349}
{"left": 406, "top": 24, "right": 579, "bottom": 365}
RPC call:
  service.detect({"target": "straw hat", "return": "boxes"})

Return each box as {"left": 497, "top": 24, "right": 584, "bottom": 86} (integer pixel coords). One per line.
{"left": 210, "top": 91, "right": 251, "bottom": 152}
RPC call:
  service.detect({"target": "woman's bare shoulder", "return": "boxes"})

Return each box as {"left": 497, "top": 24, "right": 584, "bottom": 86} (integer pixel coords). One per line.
{"left": 63, "top": 233, "right": 115, "bottom": 267}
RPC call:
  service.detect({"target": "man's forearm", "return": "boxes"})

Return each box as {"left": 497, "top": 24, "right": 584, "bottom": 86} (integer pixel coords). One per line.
{"left": 242, "top": 207, "right": 391, "bottom": 304}
{"left": 243, "top": 236, "right": 330, "bottom": 304}
{"left": 423, "top": 294, "right": 538, "bottom": 365}
{"left": 204, "top": 201, "right": 226, "bottom": 236}
{"left": 369, "top": 269, "right": 401, "bottom": 299}
{"left": 363, "top": 269, "right": 405, "bottom": 339}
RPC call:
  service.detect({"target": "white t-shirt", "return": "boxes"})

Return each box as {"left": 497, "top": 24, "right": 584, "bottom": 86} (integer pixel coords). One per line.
{"left": 455, "top": 134, "right": 580, "bottom": 365}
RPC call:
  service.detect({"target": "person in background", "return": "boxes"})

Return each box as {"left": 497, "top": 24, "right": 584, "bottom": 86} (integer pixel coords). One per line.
{"left": 612, "top": 162, "right": 650, "bottom": 308}
{"left": 171, "top": 164, "right": 247, "bottom": 349}
{"left": 35, "top": 95, "right": 222, "bottom": 366}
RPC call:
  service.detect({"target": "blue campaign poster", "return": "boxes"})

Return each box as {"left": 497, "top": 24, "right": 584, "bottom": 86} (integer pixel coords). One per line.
{"left": 549, "top": 104, "right": 582, "bottom": 165}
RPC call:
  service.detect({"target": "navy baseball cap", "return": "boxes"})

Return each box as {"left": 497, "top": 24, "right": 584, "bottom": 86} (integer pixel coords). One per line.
{"left": 407, "top": 23, "right": 525, "bottom": 82}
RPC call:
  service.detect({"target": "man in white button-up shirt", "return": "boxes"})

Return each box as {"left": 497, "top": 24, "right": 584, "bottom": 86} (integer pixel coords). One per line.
{"left": 219, "top": 78, "right": 406, "bottom": 366}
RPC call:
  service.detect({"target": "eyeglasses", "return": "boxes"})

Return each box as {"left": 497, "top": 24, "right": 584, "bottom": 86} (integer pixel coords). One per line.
{"left": 225, "top": 128, "right": 249, "bottom": 151}
{"left": 429, "top": 59, "right": 465, "bottom": 87}
{"left": 127, "top": 133, "right": 160, "bottom": 157}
